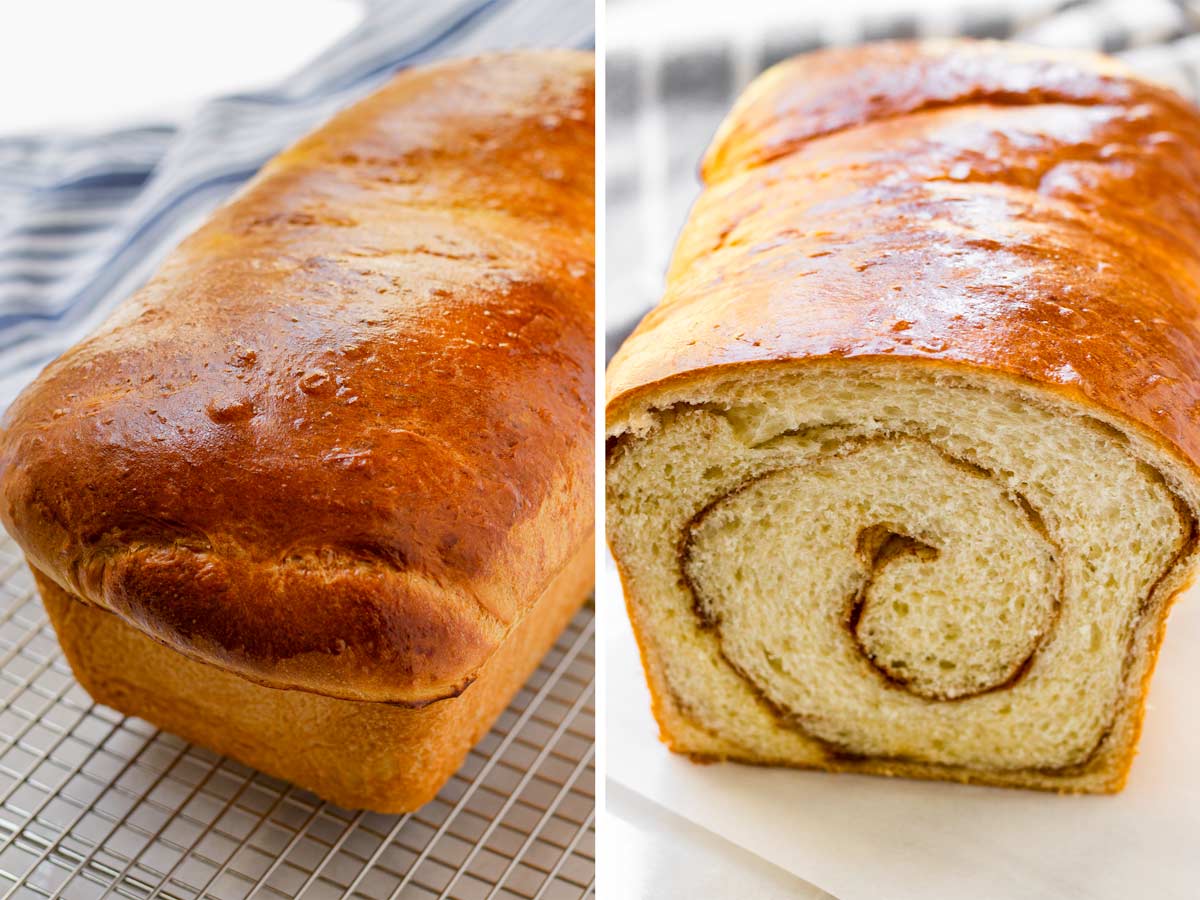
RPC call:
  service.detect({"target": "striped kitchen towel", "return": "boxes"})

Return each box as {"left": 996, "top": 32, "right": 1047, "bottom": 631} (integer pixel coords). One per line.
{"left": 0, "top": 0, "right": 593, "bottom": 409}
{"left": 606, "top": 0, "right": 1200, "bottom": 356}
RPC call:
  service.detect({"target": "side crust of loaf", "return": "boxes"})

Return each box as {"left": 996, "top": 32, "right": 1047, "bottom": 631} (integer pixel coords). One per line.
{"left": 37, "top": 536, "right": 593, "bottom": 813}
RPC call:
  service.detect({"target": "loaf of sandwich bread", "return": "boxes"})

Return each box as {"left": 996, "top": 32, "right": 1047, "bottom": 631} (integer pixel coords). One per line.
{"left": 606, "top": 40, "right": 1200, "bottom": 792}
{"left": 0, "top": 50, "right": 595, "bottom": 813}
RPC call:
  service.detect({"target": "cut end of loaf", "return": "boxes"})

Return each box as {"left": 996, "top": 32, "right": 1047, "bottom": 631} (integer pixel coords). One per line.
{"left": 607, "top": 360, "right": 1200, "bottom": 793}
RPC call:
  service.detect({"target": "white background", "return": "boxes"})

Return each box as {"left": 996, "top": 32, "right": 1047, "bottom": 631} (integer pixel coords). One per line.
{"left": 0, "top": 0, "right": 362, "bottom": 133}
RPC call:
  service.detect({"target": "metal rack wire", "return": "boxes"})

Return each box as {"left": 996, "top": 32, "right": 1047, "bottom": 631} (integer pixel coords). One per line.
{"left": 0, "top": 531, "right": 595, "bottom": 899}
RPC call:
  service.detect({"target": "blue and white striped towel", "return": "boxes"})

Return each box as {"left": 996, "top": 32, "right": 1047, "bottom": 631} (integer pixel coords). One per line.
{"left": 0, "top": 0, "right": 594, "bottom": 409}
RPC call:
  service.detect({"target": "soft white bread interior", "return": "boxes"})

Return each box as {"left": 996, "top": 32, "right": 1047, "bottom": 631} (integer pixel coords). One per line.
{"left": 607, "top": 363, "right": 1199, "bottom": 791}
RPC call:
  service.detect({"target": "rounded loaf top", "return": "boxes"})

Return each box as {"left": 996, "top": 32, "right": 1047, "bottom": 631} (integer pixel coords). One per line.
{"left": 0, "top": 50, "right": 596, "bottom": 705}
{"left": 606, "top": 39, "right": 1200, "bottom": 477}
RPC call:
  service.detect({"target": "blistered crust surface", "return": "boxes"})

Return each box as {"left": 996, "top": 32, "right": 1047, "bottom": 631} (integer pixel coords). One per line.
{"left": 0, "top": 51, "right": 595, "bottom": 704}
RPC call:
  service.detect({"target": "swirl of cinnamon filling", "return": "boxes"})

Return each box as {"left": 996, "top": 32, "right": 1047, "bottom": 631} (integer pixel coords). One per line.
{"left": 606, "top": 368, "right": 1196, "bottom": 779}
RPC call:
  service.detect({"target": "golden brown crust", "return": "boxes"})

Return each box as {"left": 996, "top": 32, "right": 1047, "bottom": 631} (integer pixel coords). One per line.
{"left": 38, "top": 536, "right": 594, "bottom": 813}
{"left": 607, "top": 39, "right": 1200, "bottom": 475}
{"left": 0, "top": 50, "right": 595, "bottom": 705}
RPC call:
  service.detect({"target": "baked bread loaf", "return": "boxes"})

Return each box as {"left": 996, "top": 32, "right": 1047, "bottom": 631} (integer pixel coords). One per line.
{"left": 0, "top": 50, "right": 595, "bottom": 813}
{"left": 606, "top": 40, "right": 1200, "bottom": 793}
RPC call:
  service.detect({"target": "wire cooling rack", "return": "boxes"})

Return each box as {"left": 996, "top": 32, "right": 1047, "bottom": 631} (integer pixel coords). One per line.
{"left": 0, "top": 530, "right": 595, "bottom": 899}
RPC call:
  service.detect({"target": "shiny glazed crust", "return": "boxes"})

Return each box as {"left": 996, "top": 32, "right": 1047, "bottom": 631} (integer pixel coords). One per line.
{"left": 38, "top": 538, "right": 593, "bottom": 813}
{"left": 608, "top": 40, "right": 1200, "bottom": 451}
{"left": 606, "top": 40, "right": 1200, "bottom": 790}
{"left": 0, "top": 51, "right": 595, "bottom": 705}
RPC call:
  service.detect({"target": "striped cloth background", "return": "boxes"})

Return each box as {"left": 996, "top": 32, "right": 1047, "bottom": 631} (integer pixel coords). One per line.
{"left": 0, "top": 0, "right": 593, "bottom": 409}
{"left": 606, "top": 0, "right": 1200, "bottom": 356}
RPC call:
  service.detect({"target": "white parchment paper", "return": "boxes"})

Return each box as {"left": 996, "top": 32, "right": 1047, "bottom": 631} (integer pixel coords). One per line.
{"left": 605, "top": 562, "right": 1200, "bottom": 899}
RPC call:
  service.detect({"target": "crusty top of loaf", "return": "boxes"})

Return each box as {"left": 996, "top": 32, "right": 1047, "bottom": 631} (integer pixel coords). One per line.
{"left": 0, "top": 51, "right": 595, "bottom": 705}
{"left": 606, "top": 39, "right": 1200, "bottom": 472}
